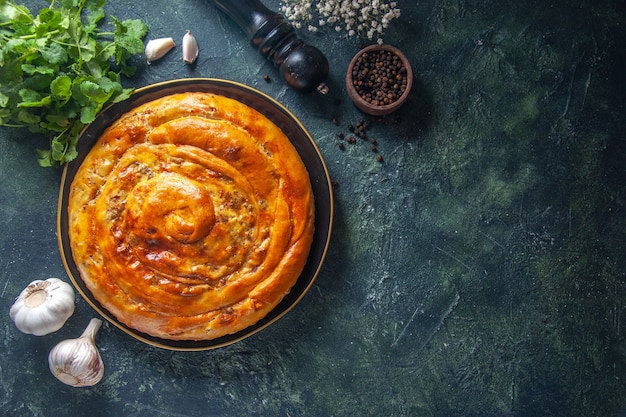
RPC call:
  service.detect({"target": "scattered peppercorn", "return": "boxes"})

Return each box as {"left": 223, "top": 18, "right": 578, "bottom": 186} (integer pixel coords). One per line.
{"left": 332, "top": 117, "right": 386, "bottom": 163}
{"left": 332, "top": 117, "right": 339, "bottom": 126}
{"left": 263, "top": 74, "right": 271, "bottom": 83}
{"left": 351, "top": 49, "right": 408, "bottom": 106}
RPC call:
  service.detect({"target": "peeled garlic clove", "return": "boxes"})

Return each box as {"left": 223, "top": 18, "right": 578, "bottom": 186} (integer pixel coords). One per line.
{"left": 9, "top": 278, "right": 75, "bottom": 336}
{"left": 182, "top": 30, "right": 198, "bottom": 64}
{"left": 48, "top": 318, "right": 105, "bottom": 387}
{"left": 145, "top": 37, "right": 175, "bottom": 63}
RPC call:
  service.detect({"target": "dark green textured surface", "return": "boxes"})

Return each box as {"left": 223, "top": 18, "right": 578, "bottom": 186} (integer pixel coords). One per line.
{"left": 1, "top": 0, "right": 626, "bottom": 416}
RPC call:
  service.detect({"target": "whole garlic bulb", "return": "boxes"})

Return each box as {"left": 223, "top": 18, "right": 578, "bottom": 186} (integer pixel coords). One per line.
{"left": 48, "top": 318, "right": 105, "bottom": 387}
{"left": 9, "top": 278, "right": 75, "bottom": 336}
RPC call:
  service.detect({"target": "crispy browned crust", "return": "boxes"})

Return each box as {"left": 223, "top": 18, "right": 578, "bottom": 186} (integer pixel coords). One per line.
{"left": 68, "top": 92, "right": 315, "bottom": 340}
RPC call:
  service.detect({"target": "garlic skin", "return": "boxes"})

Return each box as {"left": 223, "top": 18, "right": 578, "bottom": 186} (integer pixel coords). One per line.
{"left": 145, "top": 37, "right": 175, "bottom": 63}
{"left": 182, "top": 30, "right": 198, "bottom": 64}
{"left": 9, "top": 278, "right": 75, "bottom": 336}
{"left": 48, "top": 318, "right": 105, "bottom": 387}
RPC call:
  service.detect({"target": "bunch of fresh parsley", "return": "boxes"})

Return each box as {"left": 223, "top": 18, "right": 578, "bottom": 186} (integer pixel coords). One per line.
{"left": 0, "top": 0, "right": 148, "bottom": 167}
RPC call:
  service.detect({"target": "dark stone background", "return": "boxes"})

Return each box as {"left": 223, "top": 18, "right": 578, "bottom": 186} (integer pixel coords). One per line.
{"left": 1, "top": 0, "right": 625, "bottom": 415}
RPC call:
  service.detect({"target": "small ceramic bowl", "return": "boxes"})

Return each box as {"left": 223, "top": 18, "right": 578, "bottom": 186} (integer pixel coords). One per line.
{"left": 346, "top": 44, "right": 413, "bottom": 116}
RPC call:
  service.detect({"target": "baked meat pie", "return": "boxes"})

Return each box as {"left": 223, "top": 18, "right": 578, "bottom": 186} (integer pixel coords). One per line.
{"left": 67, "top": 92, "right": 315, "bottom": 341}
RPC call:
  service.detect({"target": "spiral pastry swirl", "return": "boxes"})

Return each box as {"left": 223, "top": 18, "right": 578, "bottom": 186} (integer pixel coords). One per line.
{"left": 68, "top": 92, "right": 315, "bottom": 340}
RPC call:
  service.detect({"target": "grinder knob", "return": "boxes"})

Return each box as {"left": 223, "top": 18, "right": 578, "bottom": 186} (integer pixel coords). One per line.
{"left": 209, "top": 0, "right": 329, "bottom": 93}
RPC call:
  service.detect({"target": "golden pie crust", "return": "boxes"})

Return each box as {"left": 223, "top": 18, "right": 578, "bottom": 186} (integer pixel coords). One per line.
{"left": 67, "top": 92, "right": 315, "bottom": 341}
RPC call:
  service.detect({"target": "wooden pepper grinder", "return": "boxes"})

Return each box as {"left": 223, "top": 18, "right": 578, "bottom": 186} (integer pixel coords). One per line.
{"left": 208, "top": 0, "right": 329, "bottom": 93}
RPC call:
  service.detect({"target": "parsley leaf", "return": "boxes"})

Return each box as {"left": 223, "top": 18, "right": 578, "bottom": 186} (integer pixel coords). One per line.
{"left": 0, "top": 0, "right": 148, "bottom": 167}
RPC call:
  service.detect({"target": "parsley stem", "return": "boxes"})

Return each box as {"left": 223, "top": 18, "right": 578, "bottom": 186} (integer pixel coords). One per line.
{"left": 5, "top": 1, "right": 34, "bottom": 24}
{"left": 4, "top": 49, "right": 40, "bottom": 69}
{"left": 95, "top": 42, "right": 117, "bottom": 59}
{"left": 18, "top": 30, "right": 61, "bottom": 40}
